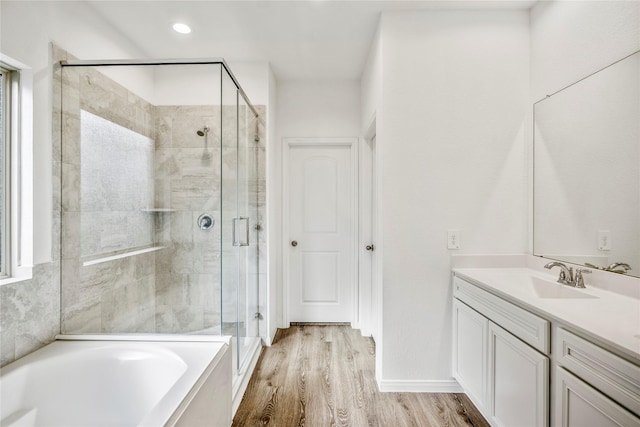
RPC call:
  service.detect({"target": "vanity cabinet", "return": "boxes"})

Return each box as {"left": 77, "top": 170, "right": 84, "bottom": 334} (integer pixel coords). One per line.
{"left": 453, "top": 276, "right": 549, "bottom": 427}
{"left": 555, "top": 367, "right": 640, "bottom": 427}
{"left": 489, "top": 322, "right": 549, "bottom": 427}
{"left": 554, "top": 328, "right": 640, "bottom": 426}
{"left": 452, "top": 271, "right": 640, "bottom": 427}
{"left": 452, "top": 299, "right": 489, "bottom": 410}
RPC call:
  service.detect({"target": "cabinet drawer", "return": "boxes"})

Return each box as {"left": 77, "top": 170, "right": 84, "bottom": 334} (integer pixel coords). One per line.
{"left": 555, "top": 328, "right": 640, "bottom": 416}
{"left": 453, "top": 275, "right": 550, "bottom": 354}
{"left": 555, "top": 367, "right": 640, "bottom": 426}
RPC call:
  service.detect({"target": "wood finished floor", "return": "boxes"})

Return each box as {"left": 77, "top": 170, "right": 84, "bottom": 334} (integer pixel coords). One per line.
{"left": 232, "top": 325, "right": 489, "bottom": 427}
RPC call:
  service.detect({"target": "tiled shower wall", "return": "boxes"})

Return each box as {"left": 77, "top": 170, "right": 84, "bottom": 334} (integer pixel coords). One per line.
{"left": 60, "top": 61, "right": 159, "bottom": 333}
{"left": 154, "top": 106, "right": 222, "bottom": 334}
{"left": 0, "top": 264, "right": 60, "bottom": 367}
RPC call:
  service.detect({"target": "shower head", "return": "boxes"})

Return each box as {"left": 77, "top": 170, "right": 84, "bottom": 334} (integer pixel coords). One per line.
{"left": 196, "top": 126, "right": 210, "bottom": 137}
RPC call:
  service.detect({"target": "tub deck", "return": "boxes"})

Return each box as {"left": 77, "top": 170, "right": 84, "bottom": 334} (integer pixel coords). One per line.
{"left": 0, "top": 335, "right": 231, "bottom": 427}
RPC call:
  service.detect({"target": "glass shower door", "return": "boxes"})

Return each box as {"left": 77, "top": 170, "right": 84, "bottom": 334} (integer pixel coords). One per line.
{"left": 221, "top": 69, "right": 239, "bottom": 372}
{"left": 237, "top": 96, "right": 260, "bottom": 372}
{"left": 220, "top": 67, "right": 260, "bottom": 375}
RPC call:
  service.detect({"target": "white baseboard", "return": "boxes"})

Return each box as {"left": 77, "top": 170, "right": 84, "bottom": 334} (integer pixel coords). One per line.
{"left": 377, "top": 379, "right": 463, "bottom": 393}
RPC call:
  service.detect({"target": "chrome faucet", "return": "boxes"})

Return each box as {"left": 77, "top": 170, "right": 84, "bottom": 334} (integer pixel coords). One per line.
{"left": 544, "top": 261, "right": 574, "bottom": 286}
{"left": 574, "top": 269, "right": 591, "bottom": 288}
{"left": 605, "top": 262, "right": 631, "bottom": 274}
{"left": 544, "top": 261, "right": 592, "bottom": 288}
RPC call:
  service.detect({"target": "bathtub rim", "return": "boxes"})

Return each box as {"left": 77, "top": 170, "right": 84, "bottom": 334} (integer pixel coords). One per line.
{"left": 56, "top": 333, "right": 232, "bottom": 344}
{"left": 57, "top": 334, "right": 233, "bottom": 427}
{"left": 1, "top": 334, "right": 233, "bottom": 427}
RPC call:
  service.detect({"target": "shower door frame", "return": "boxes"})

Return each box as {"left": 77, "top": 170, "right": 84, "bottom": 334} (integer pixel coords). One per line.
{"left": 59, "top": 58, "right": 259, "bottom": 119}
{"left": 59, "top": 58, "right": 262, "bottom": 371}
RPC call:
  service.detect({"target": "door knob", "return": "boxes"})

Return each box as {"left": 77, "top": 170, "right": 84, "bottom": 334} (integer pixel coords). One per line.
{"left": 291, "top": 240, "right": 298, "bottom": 247}
{"left": 366, "top": 244, "right": 375, "bottom": 251}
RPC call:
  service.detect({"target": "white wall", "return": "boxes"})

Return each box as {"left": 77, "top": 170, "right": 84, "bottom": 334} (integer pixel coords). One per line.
{"left": 360, "top": 28, "right": 382, "bottom": 134}
{"left": 375, "top": 9, "right": 530, "bottom": 385}
{"left": 277, "top": 81, "right": 361, "bottom": 137}
{"left": 228, "top": 61, "right": 272, "bottom": 107}
{"left": 531, "top": 0, "right": 640, "bottom": 101}
{"left": 275, "top": 80, "right": 361, "bottom": 329}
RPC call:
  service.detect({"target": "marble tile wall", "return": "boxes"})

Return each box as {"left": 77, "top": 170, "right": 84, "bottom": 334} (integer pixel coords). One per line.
{"left": 60, "top": 60, "right": 158, "bottom": 334}
{"left": 0, "top": 264, "right": 61, "bottom": 367}
{"left": 153, "top": 105, "right": 222, "bottom": 334}
{"left": 0, "top": 44, "right": 65, "bottom": 367}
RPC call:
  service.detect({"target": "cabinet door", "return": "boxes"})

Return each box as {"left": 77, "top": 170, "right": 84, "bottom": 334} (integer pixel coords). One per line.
{"left": 489, "top": 322, "right": 549, "bottom": 427}
{"left": 555, "top": 367, "right": 640, "bottom": 427}
{"left": 453, "top": 299, "right": 489, "bottom": 411}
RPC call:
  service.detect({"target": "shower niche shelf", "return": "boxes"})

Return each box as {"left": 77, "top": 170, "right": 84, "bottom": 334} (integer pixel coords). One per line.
{"left": 82, "top": 245, "right": 166, "bottom": 267}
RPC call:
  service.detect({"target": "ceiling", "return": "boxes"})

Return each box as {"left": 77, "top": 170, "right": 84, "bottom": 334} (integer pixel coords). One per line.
{"left": 88, "top": 0, "right": 537, "bottom": 81}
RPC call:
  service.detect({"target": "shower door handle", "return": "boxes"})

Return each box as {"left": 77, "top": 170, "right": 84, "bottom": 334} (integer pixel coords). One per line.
{"left": 232, "top": 217, "right": 250, "bottom": 247}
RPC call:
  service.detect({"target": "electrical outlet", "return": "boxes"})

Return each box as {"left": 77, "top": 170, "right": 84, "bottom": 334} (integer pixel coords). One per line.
{"left": 598, "top": 230, "right": 611, "bottom": 251}
{"left": 448, "top": 229, "right": 460, "bottom": 250}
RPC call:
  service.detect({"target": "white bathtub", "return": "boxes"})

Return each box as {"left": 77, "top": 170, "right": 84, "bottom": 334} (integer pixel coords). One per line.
{"left": 0, "top": 335, "right": 232, "bottom": 427}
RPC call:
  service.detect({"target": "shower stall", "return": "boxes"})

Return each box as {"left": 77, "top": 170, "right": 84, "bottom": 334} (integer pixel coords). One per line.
{"left": 56, "top": 58, "right": 264, "bottom": 391}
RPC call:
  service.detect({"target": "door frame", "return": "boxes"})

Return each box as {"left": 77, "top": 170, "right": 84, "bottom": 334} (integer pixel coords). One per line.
{"left": 359, "top": 118, "right": 378, "bottom": 339}
{"left": 282, "top": 137, "right": 359, "bottom": 326}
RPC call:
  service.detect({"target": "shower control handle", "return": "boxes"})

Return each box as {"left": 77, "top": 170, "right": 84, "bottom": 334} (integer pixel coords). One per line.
{"left": 291, "top": 240, "right": 298, "bottom": 247}
{"left": 197, "top": 213, "right": 215, "bottom": 230}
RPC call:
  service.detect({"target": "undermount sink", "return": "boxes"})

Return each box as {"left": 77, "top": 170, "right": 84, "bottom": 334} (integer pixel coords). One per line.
{"left": 530, "top": 276, "right": 599, "bottom": 299}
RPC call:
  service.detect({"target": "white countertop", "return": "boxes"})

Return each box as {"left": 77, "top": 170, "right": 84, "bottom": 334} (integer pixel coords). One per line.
{"left": 453, "top": 267, "right": 640, "bottom": 364}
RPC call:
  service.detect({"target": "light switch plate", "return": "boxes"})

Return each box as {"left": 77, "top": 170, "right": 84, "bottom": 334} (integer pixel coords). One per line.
{"left": 448, "top": 229, "right": 460, "bottom": 250}
{"left": 597, "top": 230, "right": 611, "bottom": 251}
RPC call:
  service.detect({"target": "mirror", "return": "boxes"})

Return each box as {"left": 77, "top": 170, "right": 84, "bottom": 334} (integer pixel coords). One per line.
{"left": 534, "top": 50, "right": 640, "bottom": 277}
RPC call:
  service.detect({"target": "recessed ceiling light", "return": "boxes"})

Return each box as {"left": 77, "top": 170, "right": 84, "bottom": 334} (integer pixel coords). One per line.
{"left": 173, "top": 23, "right": 191, "bottom": 34}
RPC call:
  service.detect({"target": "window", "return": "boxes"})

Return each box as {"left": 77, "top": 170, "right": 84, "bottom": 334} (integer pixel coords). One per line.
{"left": 0, "top": 65, "right": 10, "bottom": 277}
{"left": 0, "top": 53, "right": 32, "bottom": 284}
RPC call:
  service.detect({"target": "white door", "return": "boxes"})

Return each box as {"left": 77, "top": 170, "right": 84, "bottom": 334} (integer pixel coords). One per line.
{"left": 285, "top": 138, "right": 357, "bottom": 323}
